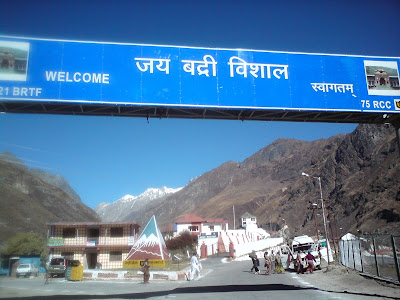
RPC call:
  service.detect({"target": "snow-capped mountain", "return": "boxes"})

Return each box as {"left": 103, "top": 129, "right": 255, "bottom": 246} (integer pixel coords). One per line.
{"left": 95, "top": 186, "right": 182, "bottom": 222}
{"left": 135, "top": 233, "right": 160, "bottom": 247}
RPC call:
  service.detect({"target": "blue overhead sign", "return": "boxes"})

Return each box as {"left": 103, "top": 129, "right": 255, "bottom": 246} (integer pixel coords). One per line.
{"left": 1, "top": 36, "right": 400, "bottom": 114}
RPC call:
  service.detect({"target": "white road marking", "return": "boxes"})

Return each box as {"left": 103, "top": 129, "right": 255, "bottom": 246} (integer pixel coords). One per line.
{"left": 291, "top": 273, "right": 342, "bottom": 298}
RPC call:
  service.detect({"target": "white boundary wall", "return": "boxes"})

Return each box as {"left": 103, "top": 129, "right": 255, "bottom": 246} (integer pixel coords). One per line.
{"left": 196, "top": 229, "right": 283, "bottom": 259}
{"left": 233, "top": 237, "right": 284, "bottom": 258}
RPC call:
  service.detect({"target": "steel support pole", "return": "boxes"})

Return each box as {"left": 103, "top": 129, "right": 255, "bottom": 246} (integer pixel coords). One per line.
{"left": 372, "top": 236, "right": 380, "bottom": 277}
{"left": 351, "top": 240, "right": 356, "bottom": 270}
{"left": 359, "top": 240, "right": 364, "bottom": 273}
{"left": 333, "top": 214, "right": 340, "bottom": 260}
{"left": 347, "top": 240, "right": 350, "bottom": 267}
{"left": 391, "top": 235, "right": 400, "bottom": 282}
{"left": 334, "top": 215, "right": 341, "bottom": 260}
{"left": 329, "top": 214, "right": 337, "bottom": 259}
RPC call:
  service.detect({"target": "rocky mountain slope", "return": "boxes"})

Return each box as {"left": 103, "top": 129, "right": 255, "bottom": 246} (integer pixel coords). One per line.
{"left": 95, "top": 186, "right": 182, "bottom": 221}
{"left": 30, "top": 169, "right": 82, "bottom": 203}
{"left": 100, "top": 124, "right": 400, "bottom": 238}
{"left": 0, "top": 153, "right": 100, "bottom": 247}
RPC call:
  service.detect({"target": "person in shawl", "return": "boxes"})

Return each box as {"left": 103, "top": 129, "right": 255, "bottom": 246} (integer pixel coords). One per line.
{"left": 140, "top": 259, "right": 150, "bottom": 283}
{"left": 275, "top": 251, "right": 285, "bottom": 274}
{"left": 264, "top": 250, "right": 271, "bottom": 275}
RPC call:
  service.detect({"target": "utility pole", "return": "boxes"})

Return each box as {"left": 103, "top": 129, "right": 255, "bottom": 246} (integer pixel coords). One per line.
{"left": 308, "top": 202, "right": 320, "bottom": 241}
{"left": 302, "top": 172, "right": 330, "bottom": 266}
{"left": 233, "top": 205, "right": 235, "bottom": 230}
{"left": 317, "top": 176, "right": 330, "bottom": 265}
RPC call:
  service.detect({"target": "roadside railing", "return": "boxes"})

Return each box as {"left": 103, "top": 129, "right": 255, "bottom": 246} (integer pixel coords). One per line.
{"left": 340, "top": 234, "right": 400, "bottom": 284}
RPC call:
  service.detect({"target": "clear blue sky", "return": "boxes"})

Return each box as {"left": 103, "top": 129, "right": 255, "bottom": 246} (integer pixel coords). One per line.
{"left": 1, "top": 0, "right": 399, "bottom": 209}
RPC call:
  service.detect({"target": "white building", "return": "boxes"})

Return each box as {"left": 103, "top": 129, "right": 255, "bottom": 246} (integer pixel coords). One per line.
{"left": 175, "top": 213, "right": 228, "bottom": 237}
{"left": 240, "top": 212, "right": 258, "bottom": 231}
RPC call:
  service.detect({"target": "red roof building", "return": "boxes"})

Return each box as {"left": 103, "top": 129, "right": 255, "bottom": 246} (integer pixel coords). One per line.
{"left": 175, "top": 213, "right": 228, "bottom": 236}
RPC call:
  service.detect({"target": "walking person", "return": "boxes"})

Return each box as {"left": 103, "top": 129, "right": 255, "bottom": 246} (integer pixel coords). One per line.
{"left": 286, "top": 251, "right": 292, "bottom": 269}
{"left": 275, "top": 251, "right": 284, "bottom": 274}
{"left": 44, "top": 264, "right": 52, "bottom": 284}
{"left": 190, "top": 252, "right": 201, "bottom": 280}
{"left": 264, "top": 250, "right": 271, "bottom": 275}
{"left": 270, "top": 250, "right": 276, "bottom": 274}
{"left": 140, "top": 259, "right": 150, "bottom": 283}
{"left": 296, "top": 252, "right": 303, "bottom": 274}
{"left": 251, "top": 255, "right": 260, "bottom": 274}
{"left": 305, "top": 251, "right": 316, "bottom": 274}
{"left": 249, "top": 250, "right": 257, "bottom": 272}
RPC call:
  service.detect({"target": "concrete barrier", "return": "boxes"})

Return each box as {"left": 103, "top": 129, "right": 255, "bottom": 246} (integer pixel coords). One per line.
{"left": 82, "top": 269, "right": 187, "bottom": 281}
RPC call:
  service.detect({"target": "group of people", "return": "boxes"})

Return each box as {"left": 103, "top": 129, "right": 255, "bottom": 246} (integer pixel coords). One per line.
{"left": 293, "top": 250, "right": 317, "bottom": 274}
{"left": 249, "top": 249, "right": 284, "bottom": 275}
{"left": 142, "top": 249, "right": 317, "bottom": 283}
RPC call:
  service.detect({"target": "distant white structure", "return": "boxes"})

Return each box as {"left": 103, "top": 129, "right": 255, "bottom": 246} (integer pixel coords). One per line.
{"left": 174, "top": 213, "right": 228, "bottom": 237}
{"left": 341, "top": 233, "right": 357, "bottom": 241}
{"left": 240, "top": 212, "right": 257, "bottom": 231}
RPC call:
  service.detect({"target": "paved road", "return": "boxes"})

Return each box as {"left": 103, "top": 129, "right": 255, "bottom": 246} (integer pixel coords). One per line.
{"left": 0, "top": 256, "right": 382, "bottom": 299}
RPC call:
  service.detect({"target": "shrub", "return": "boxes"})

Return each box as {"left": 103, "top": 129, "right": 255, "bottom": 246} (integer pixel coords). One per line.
{"left": 166, "top": 231, "right": 198, "bottom": 251}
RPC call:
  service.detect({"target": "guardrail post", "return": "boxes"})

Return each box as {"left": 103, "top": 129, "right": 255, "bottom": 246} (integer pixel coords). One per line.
{"left": 372, "top": 236, "right": 380, "bottom": 277}
{"left": 359, "top": 239, "right": 364, "bottom": 273}
{"left": 351, "top": 240, "right": 356, "bottom": 270}
{"left": 391, "top": 235, "right": 400, "bottom": 282}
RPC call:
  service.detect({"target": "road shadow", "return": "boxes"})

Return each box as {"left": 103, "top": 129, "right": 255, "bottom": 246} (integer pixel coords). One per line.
{"left": 10, "top": 281, "right": 400, "bottom": 300}
{"left": 9, "top": 283, "right": 317, "bottom": 299}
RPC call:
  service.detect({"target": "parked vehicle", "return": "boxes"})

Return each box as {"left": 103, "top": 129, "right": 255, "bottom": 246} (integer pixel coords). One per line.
{"left": 16, "top": 264, "right": 39, "bottom": 278}
{"left": 284, "top": 235, "right": 321, "bottom": 271}
{"left": 48, "top": 257, "right": 67, "bottom": 277}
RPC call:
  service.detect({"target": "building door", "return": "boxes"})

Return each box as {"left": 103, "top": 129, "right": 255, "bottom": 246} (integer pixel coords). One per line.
{"left": 10, "top": 259, "right": 19, "bottom": 277}
{"left": 86, "top": 252, "right": 97, "bottom": 269}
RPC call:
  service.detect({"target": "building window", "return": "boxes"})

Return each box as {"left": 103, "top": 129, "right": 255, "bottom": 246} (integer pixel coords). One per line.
{"left": 110, "top": 251, "right": 122, "bottom": 261}
{"left": 61, "top": 252, "right": 74, "bottom": 260}
{"left": 189, "top": 226, "right": 199, "bottom": 232}
{"left": 251, "top": 218, "right": 256, "bottom": 222}
{"left": 110, "top": 227, "right": 123, "bottom": 238}
{"left": 243, "top": 221, "right": 247, "bottom": 225}
{"left": 63, "top": 228, "right": 76, "bottom": 238}
{"left": 209, "top": 225, "right": 214, "bottom": 231}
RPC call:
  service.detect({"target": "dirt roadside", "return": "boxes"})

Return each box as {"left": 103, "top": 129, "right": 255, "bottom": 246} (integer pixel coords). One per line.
{"left": 297, "top": 261, "right": 400, "bottom": 299}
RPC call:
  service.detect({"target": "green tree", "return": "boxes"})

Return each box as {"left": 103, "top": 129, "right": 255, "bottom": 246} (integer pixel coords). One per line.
{"left": 1, "top": 232, "right": 47, "bottom": 262}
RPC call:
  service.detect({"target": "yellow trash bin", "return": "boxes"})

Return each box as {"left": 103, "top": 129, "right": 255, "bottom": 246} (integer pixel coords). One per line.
{"left": 70, "top": 265, "right": 83, "bottom": 281}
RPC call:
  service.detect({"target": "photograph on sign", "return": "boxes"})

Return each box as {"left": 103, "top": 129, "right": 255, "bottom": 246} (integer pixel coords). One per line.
{"left": 395, "top": 99, "right": 400, "bottom": 111}
{"left": 364, "top": 60, "right": 400, "bottom": 96}
{"left": 0, "top": 40, "right": 29, "bottom": 81}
